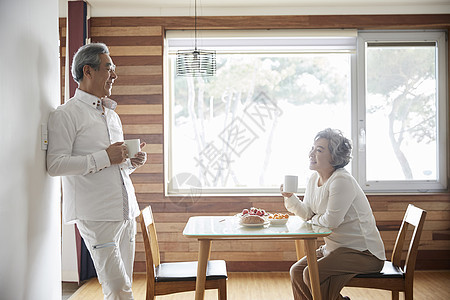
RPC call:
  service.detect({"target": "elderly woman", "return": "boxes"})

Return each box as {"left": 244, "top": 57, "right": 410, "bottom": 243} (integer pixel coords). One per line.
{"left": 281, "top": 128, "right": 385, "bottom": 300}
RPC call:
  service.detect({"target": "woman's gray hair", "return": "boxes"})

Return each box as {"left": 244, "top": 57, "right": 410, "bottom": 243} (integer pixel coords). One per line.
{"left": 315, "top": 128, "right": 352, "bottom": 169}
{"left": 71, "top": 43, "right": 109, "bottom": 83}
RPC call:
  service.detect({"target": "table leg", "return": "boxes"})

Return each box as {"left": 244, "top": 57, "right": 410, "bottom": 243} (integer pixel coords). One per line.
{"left": 295, "top": 240, "right": 306, "bottom": 260}
{"left": 304, "top": 239, "right": 322, "bottom": 300}
{"left": 195, "top": 239, "right": 211, "bottom": 300}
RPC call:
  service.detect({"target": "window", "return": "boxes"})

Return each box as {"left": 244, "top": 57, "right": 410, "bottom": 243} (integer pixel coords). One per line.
{"left": 357, "top": 31, "right": 447, "bottom": 192}
{"left": 165, "top": 30, "right": 448, "bottom": 195}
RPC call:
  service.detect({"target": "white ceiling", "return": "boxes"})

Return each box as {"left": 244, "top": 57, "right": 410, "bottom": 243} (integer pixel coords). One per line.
{"left": 59, "top": 0, "right": 450, "bottom": 17}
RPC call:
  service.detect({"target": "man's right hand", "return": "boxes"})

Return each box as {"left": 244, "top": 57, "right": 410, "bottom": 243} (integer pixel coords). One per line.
{"left": 106, "top": 142, "right": 128, "bottom": 165}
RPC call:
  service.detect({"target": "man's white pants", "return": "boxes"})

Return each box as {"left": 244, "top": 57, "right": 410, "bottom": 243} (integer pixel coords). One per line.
{"left": 76, "top": 219, "right": 136, "bottom": 300}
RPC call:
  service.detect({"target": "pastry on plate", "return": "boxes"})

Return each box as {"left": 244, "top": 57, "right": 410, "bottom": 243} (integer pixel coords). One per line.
{"left": 241, "top": 214, "right": 266, "bottom": 224}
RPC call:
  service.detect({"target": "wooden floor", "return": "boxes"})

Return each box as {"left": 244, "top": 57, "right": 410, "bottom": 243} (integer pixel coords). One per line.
{"left": 68, "top": 271, "right": 450, "bottom": 300}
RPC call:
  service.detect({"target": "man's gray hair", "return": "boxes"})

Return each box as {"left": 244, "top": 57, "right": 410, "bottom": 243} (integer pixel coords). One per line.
{"left": 71, "top": 43, "right": 109, "bottom": 83}
{"left": 315, "top": 128, "right": 352, "bottom": 169}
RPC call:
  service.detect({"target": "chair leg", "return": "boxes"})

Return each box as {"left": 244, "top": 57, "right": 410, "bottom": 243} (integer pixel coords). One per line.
{"left": 391, "top": 291, "right": 399, "bottom": 300}
{"left": 147, "top": 286, "right": 155, "bottom": 300}
{"left": 405, "top": 286, "right": 413, "bottom": 300}
{"left": 218, "top": 279, "right": 227, "bottom": 300}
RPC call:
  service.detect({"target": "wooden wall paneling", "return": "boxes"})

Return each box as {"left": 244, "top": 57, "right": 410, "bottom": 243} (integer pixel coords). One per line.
{"left": 91, "top": 26, "right": 162, "bottom": 36}
{"left": 133, "top": 163, "right": 163, "bottom": 174}
{"left": 120, "top": 114, "right": 163, "bottom": 122}
{"left": 59, "top": 19, "right": 66, "bottom": 104}
{"left": 89, "top": 15, "right": 450, "bottom": 30}
{"left": 122, "top": 124, "right": 162, "bottom": 134}
{"left": 59, "top": 15, "right": 450, "bottom": 273}
{"left": 113, "top": 85, "right": 162, "bottom": 95}
{"left": 116, "top": 65, "right": 162, "bottom": 75}
{"left": 67, "top": 0, "right": 88, "bottom": 98}
{"left": 112, "top": 56, "right": 162, "bottom": 66}
{"left": 115, "top": 104, "right": 162, "bottom": 114}
{"left": 109, "top": 46, "right": 162, "bottom": 56}
{"left": 130, "top": 173, "right": 163, "bottom": 183}
{"left": 91, "top": 36, "right": 163, "bottom": 46}
{"left": 113, "top": 75, "right": 163, "bottom": 86}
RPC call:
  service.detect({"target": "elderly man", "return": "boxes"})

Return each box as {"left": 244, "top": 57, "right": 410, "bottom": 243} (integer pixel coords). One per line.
{"left": 47, "top": 43, "right": 146, "bottom": 300}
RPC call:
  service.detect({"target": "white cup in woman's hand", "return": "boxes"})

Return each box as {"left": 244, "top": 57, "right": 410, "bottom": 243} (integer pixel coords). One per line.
{"left": 284, "top": 175, "right": 298, "bottom": 193}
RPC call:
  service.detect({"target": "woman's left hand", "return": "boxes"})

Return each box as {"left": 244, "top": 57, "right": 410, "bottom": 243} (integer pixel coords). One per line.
{"left": 280, "top": 184, "right": 293, "bottom": 198}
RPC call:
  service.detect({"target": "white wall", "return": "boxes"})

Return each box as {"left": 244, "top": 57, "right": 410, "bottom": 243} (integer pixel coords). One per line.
{"left": 58, "top": 0, "right": 450, "bottom": 17}
{"left": 62, "top": 223, "right": 79, "bottom": 282}
{"left": 0, "top": 0, "right": 62, "bottom": 299}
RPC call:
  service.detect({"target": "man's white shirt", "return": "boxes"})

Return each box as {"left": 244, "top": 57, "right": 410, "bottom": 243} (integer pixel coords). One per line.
{"left": 47, "top": 89, "right": 139, "bottom": 223}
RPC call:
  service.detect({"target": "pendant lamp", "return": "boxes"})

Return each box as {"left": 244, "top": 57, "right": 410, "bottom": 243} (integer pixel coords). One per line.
{"left": 176, "top": 0, "right": 216, "bottom": 77}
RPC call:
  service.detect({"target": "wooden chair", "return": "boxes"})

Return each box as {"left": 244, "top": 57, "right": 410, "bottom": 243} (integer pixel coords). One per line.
{"left": 346, "top": 204, "right": 427, "bottom": 300}
{"left": 139, "top": 205, "right": 227, "bottom": 300}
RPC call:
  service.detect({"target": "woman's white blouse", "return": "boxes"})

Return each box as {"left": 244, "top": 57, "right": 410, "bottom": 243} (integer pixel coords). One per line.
{"left": 284, "top": 168, "right": 386, "bottom": 260}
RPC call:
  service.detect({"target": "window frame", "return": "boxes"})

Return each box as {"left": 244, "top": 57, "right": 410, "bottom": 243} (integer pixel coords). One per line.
{"left": 164, "top": 29, "right": 448, "bottom": 196}
{"left": 356, "top": 30, "right": 448, "bottom": 192}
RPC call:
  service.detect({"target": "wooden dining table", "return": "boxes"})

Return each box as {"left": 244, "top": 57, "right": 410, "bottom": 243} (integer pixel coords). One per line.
{"left": 183, "top": 215, "right": 332, "bottom": 300}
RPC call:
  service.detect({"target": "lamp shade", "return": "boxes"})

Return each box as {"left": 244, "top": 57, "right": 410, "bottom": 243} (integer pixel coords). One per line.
{"left": 176, "top": 49, "right": 216, "bottom": 77}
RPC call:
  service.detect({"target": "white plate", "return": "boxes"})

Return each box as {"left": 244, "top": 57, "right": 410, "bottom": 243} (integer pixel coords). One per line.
{"left": 240, "top": 221, "right": 269, "bottom": 227}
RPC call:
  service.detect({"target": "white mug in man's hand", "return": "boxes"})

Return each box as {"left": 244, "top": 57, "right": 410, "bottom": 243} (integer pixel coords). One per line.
{"left": 284, "top": 175, "right": 298, "bottom": 193}
{"left": 124, "top": 139, "right": 140, "bottom": 158}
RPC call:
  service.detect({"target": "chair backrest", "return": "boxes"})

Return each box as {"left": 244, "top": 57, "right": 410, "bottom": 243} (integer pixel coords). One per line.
{"left": 390, "top": 204, "right": 427, "bottom": 278}
{"left": 139, "top": 205, "right": 162, "bottom": 283}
